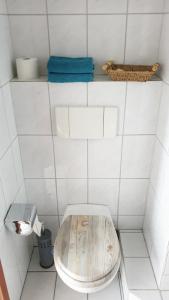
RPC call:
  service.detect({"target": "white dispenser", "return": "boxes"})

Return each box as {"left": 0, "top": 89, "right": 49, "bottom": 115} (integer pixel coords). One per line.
{"left": 5, "top": 203, "right": 42, "bottom": 236}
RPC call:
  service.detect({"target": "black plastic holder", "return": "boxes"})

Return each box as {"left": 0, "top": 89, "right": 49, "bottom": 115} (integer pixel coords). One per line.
{"left": 36, "top": 228, "right": 54, "bottom": 269}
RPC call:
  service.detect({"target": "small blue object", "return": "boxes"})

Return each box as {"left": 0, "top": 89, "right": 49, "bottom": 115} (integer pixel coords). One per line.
{"left": 47, "top": 56, "right": 94, "bottom": 74}
{"left": 48, "top": 72, "right": 94, "bottom": 83}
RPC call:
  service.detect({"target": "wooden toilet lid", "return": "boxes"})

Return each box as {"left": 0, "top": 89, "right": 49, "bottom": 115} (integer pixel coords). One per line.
{"left": 54, "top": 215, "right": 120, "bottom": 282}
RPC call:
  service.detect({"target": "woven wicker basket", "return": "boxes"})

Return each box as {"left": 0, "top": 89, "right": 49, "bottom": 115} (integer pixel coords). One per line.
{"left": 102, "top": 61, "right": 160, "bottom": 82}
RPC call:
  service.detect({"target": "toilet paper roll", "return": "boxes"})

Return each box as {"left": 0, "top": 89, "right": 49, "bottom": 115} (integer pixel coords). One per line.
{"left": 16, "top": 57, "right": 39, "bottom": 80}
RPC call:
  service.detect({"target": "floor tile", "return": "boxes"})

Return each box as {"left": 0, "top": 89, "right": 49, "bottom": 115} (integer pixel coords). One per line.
{"left": 120, "top": 232, "right": 148, "bottom": 257}
{"left": 130, "top": 290, "right": 162, "bottom": 300}
{"left": 89, "top": 275, "right": 121, "bottom": 300}
{"left": 21, "top": 272, "right": 56, "bottom": 300}
{"left": 162, "top": 292, "right": 169, "bottom": 300}
{"left": 124, "top": 258, "right": 157, "bottom": 290}
{"left": 54, "top": 277, "right": 87, "bottom": 300}
{"left": 29, "top": 248, "right": 56, "bottom": 272}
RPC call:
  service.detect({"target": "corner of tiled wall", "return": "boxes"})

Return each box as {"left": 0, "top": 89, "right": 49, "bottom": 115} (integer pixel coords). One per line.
{"left": 0, "top": 0, "right": 33, "bottom": 299}
{"left": 143, "top": 2, "right": 169, "bottom": 290}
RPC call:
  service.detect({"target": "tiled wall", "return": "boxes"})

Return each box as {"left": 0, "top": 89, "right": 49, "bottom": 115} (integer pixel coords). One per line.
{"left": 5, "top": 0, "right": 165, "bottom": 75}
{"left": 144, "top": 11, "right": 169, "bottom": 290}
{"left": 6, "top": 0, "right": 166, "bottom": 240}
{"left": 11, "top": 79, "right": 161, "bottom": 239}
{"left": 0, "top": 1, "right": 32, "bottom": 299}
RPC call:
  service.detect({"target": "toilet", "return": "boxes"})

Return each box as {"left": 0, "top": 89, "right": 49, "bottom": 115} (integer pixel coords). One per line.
{"left": 54, "top": 204, "right": 121, "bottom": 293}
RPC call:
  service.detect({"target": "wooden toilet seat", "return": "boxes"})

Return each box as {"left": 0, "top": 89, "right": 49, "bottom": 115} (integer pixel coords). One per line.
{"left": 54, "top": 215, "right": 120, "bottom": 286}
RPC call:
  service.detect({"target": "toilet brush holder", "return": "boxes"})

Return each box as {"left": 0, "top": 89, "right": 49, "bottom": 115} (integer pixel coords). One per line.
{"left": 36, "top": 228, "right": 54, "bottom": 269}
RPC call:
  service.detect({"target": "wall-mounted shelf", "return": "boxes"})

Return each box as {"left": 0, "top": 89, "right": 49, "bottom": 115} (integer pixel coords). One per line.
{"left": 11, "top": 75, "right": 161, "bottom": 83}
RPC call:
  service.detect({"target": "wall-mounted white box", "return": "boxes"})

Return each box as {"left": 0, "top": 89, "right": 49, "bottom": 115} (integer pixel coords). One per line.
{"left": 55, "top": 106, "right": 118, "bottom": 139}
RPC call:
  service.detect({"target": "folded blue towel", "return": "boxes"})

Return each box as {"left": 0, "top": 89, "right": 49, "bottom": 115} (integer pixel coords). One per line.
{"left": 48, "top": 72, "right": 94, "bottom": 83}
{"left": 47, "top": 56, "right": 94, "bottom": 74}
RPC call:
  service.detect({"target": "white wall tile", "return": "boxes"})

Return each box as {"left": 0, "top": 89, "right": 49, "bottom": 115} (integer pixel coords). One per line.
{"left": 57, "top": 179, "right": 87, "bottom": 215}
{"left": 0, "top": 148, "right": 18, "bottom": 208}
{"left": 119, "top": 179, "right": 148, "bottom": 215}
{"left": 88, "top": 0, "right": 127, "bottom": 13}
{"left": 9, "top": 16, "right": 49, "bottom": 75}
{"left": 120, "top": 232, "right": 148, "bottom": 257}
{"left": 124, "top": 258, "right": 157, "bottom": 289}
{"left": 143, "top": 184, "right": 169, "bottom": 285}
{"left": 12, "top": 138, "right": 24, "bottom": 187}
{"left": 88, "top": 82, "right": 126, "bottom": 135}
{"left": 143, "top": 185, "right": 155, "bottom": 255}
{"left": 19, "top": 136, "right": 55, "bottom": 178}
{"left": 2, "top": 84, "right": 17, "bottom": 141}
{"left": 89, "top": 276, "right": 121, "bottom": 300}
{"left": 150, "top": 139, "right": 169, "bottom": 195}
{"left": 164, "top": 0, "right": 169, "bottom": 12}
{"left": 14, "top": 183, "right": 27, "bottom": 204}
{"left": 88, "top": 137, "right": 122, "bottom": 178}
{"left": 11, "top": 82, "right": 51, "bottom": 135}
{"left": 164, "top": 253, "right": 169, "bottom": 275}
{"left": 0, "top": 16, "right": 13, "bottom": 85}
{"left": 125, "top": 14, "right": 162, "bottom": 64}
{"left": 160, "top": 275, "right": 169, "bottom": 290}
{"left": 25, "top": 179, "right": 58, "bottom": 215}
{"left": 54, "top": 277, "right": 87, "bottom": 300}
{"left": 0, "top": 88, "right": 10, "bottom": 158}
{"left": 158, "top": 15, "right": 169, "bottom": 83}
{"left": 49, "top": 15, "right": 87, "bottom": 57}
{"left": 0, "top": 179, "right": 7, "bottom": 229}
{"left": 121, "top": 136, "right": 155, "bottom": 178}
{"left": 118, "top": 216, "right": 144, "bottom": 230}
{"left": 7, "top": 0, "right": 46, "bottom": 14}
{"left": 128, "top": 0, "right": 164, "bottom": 13}
{"left": 0, "top": 0, "right": 7, "bottom": 14}
{"left": 88, "top": 15, "right": 126, "bottom": 74}
{"left": 49, "top": 83, "right": 87, "bottom": 134}
{"left": 162, "top": 291, "right": 169, "bottom": 300}
{"left": 124, "top": 82, "right": 161, "bottom": 134}
{"left": 21, "top": 272, "right": 56, "bottom": 300}
{"left": 130, "top": 290, "right": 162, "bottom": 300}
{"left": 54, "top": 138, "right": 87, "bottom": 178}
{"left": 157, "top": 82, "right": 169, "bottom": 153}
{"left": 12, "top": 233, "right": 32, "bottom": 286}
{"left": 88, "top": 179, "right": 119, "bottom": 215}
{"left": 0, "top": 228, "right": 22, "bottom": 300}
{"left": 47, "top": 0, "right": 86, "bottom": 14}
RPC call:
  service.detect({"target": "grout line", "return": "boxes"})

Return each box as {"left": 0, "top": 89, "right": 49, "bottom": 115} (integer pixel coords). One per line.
{"left": 27, "top": 270, "right": 56, "bottom": 273}
{"left": 156, "top": 3, "right": 165, "bottom": 61}
{"left": 53, "top": 272, "right": 58, "bottom": 300}
{"left": 123, "top": 0, "right": 129, "bottom": 64}
{"left": 47, "top": 81, "right": 60, "bottom": 226}
{"left": 29, "top": 214, "right": 144, "bottom": 217}
{"left": 17, "top": 133, "right": 157, "bottom": 137}
{"left": 24, "top": 177, "right": 150, "bottom": 180}
{"left": 118, "top": 271, "right": 124, "bottom": 300}
{"left": 0, "top": 78, "right": 13, "bottom": 89}
{"left": 87, "top": 82, "right": 89, "bottom": 204}
{"left": 0, "top": 135, "right": 17, "bottom": 161}
{"left": 7, "top": 12, "right": 168, "bottom": 16}
{"left": 86, "top": 0, "right": 88, "bottom": 57}
{"left": 142, "top": 233, "right": 161, "bottom": 290}
{"left": 117, "top": 82, "right": 127, "bottom": 229}
{"left": 45, "top": 0, "right": 51, "bottom": 56}
{"left": 156, "top": 135, "right": 169, "bottom": 157}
